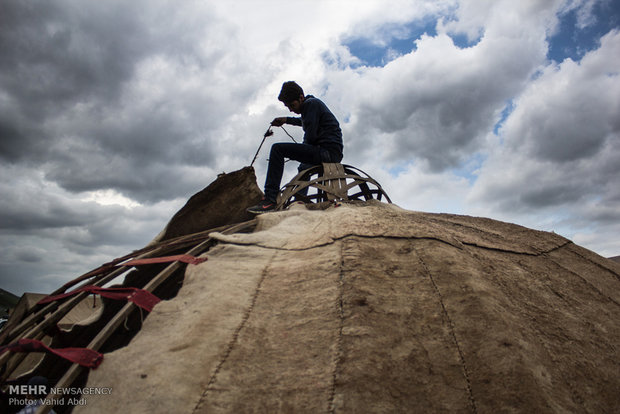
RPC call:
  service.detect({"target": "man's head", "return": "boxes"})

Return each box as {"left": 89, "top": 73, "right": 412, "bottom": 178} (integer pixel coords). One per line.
{"left": 278, "top": 81, "right": 304, "bottom": 114}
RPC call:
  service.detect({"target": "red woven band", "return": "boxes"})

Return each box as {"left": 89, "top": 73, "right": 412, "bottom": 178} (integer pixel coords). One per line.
{"left": 0, "top": 338, "right": 103, "bottom": 369}
{"left": 38, "top": 285, "right": 161, "bottom": 312}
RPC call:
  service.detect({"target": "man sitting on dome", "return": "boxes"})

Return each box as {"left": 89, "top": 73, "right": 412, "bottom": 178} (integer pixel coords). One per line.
{"left": 247, "top": 81, "right": 343, "bottom": 213}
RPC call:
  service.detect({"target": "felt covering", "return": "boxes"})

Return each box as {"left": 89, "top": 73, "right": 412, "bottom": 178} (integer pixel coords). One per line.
{"left": 78, "top": 202, "right": 620, "bottom": 413}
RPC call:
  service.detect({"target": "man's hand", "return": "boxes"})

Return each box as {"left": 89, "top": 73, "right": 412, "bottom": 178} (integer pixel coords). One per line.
{"left": 271, "top": 117, "right": 287, "bottom": 127}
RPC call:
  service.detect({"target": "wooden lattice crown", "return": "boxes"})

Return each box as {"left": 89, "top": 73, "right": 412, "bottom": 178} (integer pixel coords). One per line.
{"left": 276, "top": 163, "right": 391, "bottom": 210}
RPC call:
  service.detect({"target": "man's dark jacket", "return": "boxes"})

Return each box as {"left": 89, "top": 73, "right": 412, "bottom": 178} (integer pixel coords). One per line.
{"left": 286, "top": 95, "right": 343, "bottom": 158}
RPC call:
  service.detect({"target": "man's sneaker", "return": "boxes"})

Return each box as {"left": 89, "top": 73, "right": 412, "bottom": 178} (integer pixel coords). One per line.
{"left": 247, "top": 198, "right": 276, "bottom": 214}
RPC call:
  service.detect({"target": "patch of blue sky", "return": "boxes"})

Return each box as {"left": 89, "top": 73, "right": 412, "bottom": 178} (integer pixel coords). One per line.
{"left": 342, "top": 19, "right": 438, "bottom": 67}
{"left": 450, "top": 152, "right": 486, "bottom": 185}
{"left": 493, "top": 99, "right": 515, "bottom": 137}
{"left": 548, "top": 0, "right": 620, "bottom": 63}
{"left": 387, "top": 161, "right": 414, "bottom": 177}
{"left": 448, "top": 32, "right": 483, "bottom": 49}
{"left": 342, "top": 16, "right": 484, "bottom": 68}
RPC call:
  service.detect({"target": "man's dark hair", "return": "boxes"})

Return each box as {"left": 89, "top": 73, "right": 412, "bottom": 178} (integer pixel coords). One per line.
{"left": 278, "top": 81, "right": 304, "bottom": 104}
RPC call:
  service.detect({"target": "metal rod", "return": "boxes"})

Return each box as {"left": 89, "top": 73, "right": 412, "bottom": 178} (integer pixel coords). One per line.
{"left": 250, "top": 126, "right": 273, "bottom": 167}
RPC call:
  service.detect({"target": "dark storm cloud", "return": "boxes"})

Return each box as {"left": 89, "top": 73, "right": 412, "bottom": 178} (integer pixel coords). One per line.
{"left": 0, "top": 0, "right": 231, "bottom": 203}
{"left": 39, "top": 112, "right": 218, "bottom": 203}
{"left": 0, "top": 164, "right": 177, "bottom": 294}
{"left": 44, "top": 155, "right": 210, "bottom": 204}
{"left": 519, "top": 182, "right": 587, "bottom": 209}
{"left": 0, "top": 1, "right": 145, "bottom": 140}
{"left": 0, "top": 0, "right": 133, "bottom": 161}
{"left": 0, "top": 0, "right": 263, "bottom": 296}
{"left": 0, "top": 202, "right": 90, "bottom": 231}
{"left": 0, "top": 169, "right": 115, "bottom": 233}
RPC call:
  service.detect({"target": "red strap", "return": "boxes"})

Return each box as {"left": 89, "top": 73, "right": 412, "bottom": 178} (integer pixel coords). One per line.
{"left": 0, "top": 338, "right": 103, "bottom": 369}
{"left": 38, "top": 286, "right": 161, "bottom": 312}
{"left": 123, "top": 254, "right": 207, "bottom": 266}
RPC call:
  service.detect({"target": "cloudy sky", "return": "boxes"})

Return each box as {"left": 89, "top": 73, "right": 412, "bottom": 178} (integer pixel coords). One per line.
{"left": 1, "top": 0, "right": 619, "bottom": 296}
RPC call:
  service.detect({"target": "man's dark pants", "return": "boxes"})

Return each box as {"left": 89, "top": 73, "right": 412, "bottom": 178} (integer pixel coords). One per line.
{"left": 264, "top": 142, "right": 342, "bottom": 202}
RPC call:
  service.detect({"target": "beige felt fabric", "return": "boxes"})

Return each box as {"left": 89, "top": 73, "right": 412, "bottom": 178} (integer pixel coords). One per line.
{"left": 78, "top": 202, "right": 620, "bottom": 413}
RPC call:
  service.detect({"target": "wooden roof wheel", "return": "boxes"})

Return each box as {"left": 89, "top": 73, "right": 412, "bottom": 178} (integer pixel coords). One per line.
{"left": 276, "top": 163, "right": 392, "bottom": 211}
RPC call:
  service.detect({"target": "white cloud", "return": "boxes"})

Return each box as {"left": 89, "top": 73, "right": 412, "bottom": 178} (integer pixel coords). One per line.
{"left": 330, "top": 3, "right": 551, "bottom": 171}
{"left": 503, "top": 30, "right": 620, "bottom": 162}
{"left": 468, "top": 29, "right": 620, "bottom": 255}
{"left": 81, "top": 189, "right": 142, "bottom": 208}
